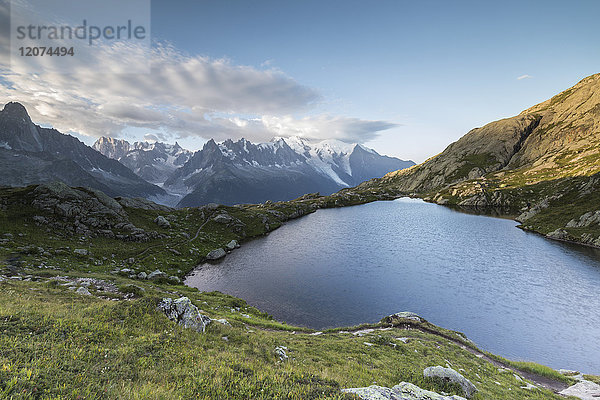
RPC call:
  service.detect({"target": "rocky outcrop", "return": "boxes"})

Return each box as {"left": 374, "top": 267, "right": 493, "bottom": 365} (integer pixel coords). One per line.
{"left": 206, "top": 248, "right": 226, "bottom": 260}
{"left": 154, "top": 216, "right": 171, "bottom": 228}
{"left": 28, "top": 182, "right": 161, "bottom": 242}
{"left": 381, "top": 312, "right": 423, "bottom": 324}
{"left": 423, "top": 366, "right": 477, "bottom": 398}
{"left": 559, "top": 380, "right": 600, "bottom": 400}
{"left": 157, "top": 297, "right": 211, "bottom": 333}
{"left": 342, "top": 382, "right": 466, "bottom": 400}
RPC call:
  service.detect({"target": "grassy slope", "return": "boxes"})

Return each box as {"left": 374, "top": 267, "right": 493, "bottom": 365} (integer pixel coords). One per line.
{"left": 0, "top": 278, "right": 572, "bottom": 400}
{"left": 0, "top": 185, "right": 587, "bottom": 399}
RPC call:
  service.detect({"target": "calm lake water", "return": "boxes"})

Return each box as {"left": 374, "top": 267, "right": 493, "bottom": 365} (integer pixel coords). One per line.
{"left": 186, "top": 198, "right": 600, "bottom": 373}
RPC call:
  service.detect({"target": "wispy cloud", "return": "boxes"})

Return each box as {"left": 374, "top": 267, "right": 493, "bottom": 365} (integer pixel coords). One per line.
{"left": 0, "top": 37, "right": 397, "bottom": 144}
{"left": 517, "top": 74, "right": 533, "bottom": 80}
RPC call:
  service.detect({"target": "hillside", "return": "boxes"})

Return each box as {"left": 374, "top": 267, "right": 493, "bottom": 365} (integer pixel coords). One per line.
{"left": 362, "top": 74, "right": 600, "bottom": 248}
{"left": 0, "top": 183, "right": 591, "bottom": 399}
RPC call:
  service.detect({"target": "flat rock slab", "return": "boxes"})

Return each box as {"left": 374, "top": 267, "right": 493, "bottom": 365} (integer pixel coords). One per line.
{"left": 342, "top": 382, "right": 466, "bottom": 400}
{"left": 559, "top": 380, "right": 600, "bottom": 400}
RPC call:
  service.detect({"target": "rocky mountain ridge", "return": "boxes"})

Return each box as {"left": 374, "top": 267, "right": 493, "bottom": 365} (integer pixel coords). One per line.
{"left": 0, "top": 102, "right": 166, "bottom": 200}
{"left": 163, "top": 136, "right": 414, "bottom": 207}
{"left": 361, "top": 73, "right": 600, "bottom": 248}
{"left": 93, "top": 137, "right": 192, "bottom": 185}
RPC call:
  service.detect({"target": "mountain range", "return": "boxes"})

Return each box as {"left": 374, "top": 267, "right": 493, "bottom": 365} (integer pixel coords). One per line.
{"left": 0, "top": 101, "right": 414, "bottom": 207}
{"left": 0, "top": 102, "right": 166, "bottom": 200}
{"left": 94, "top": 135, "right": 414, "bottom": 207}
{"left": 93, "top": 137, "right": 192, "bottom": 185}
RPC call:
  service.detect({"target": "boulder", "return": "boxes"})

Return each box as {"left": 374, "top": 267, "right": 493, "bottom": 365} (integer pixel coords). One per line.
{"left": 213, "top": 213, "right": 233, "bottom": 224}
{"left": 157, "top": 297, "right": 211, "bottom": 333}
{"left": 225, "top": 240, "right": 239, "bottom": 250}
{"left": 148, "top": 269, "right": 167, "bottom": 280}
{"left": 137, "top": 272, "right": 147, "bottom": 280}
{"left": 274, "top": 346, "right": 288, "bottom": 361}
{"left": 547, "top": 228, "right": 570, "bottom": 240}
{"left": 206, "top": 248, "right": 226, "bottom": 260}
{"left": 342, "top": 382, "right": 467, "bottom": 400}
{"left": 154, "top": 216, "right": 171, "bottom": 228}
{"left": 73, "top": 249, "right": 89, "bottom": 256}
{"left": 559, "top": 380, "right": 600, "bottom": 399}
{"left": 76, "top": 286, "right": 91, "bottom": 296}
{"left": 423, "top": 366, "right": 477, "bottom": 398}
{"left": 381, "top": 311, "right": 423, "bottom": 324}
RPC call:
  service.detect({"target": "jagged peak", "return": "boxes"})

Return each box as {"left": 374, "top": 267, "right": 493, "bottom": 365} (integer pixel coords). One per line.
{"left": 1, "top": 102, "right": 32, "bottom": 122}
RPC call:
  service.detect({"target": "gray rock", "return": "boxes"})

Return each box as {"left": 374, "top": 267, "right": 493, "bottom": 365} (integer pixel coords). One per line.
{"left": 157, "top": 297, "right": 211, "bottom": 333}
{"left": 213, "top": 213, "right": 233, "bottom": 224}
{"left": 559, "top": 380, "right": 600, "bottom": 399}
{"left": 137, "top": 272, "right": 147, "bottom": 279}
{"left": 76, "top": 286, "right": 91, "bottom": 296}
{"left": 154, "top": 216, "right": 171, "bottom": 228}
{"left": 423, "top": 366, "right": 477, "bottom": 398}
{"left": 566, "top": 210, "right": 600, "bottom": 228}
{"left": 214, "top": 318, "right": 231, "bottom": 327}
{"left": 342, "top": 382, "right": 466, "bottom": 400}
{"left": 73, "top": 249, "right": 89, "bottom": 256}
{"left": 547, "top": 228, "right": 570, "bottom": 240}
{"left": 274, "top": 346, "right": 288, "bottom": 361}
{"left": 148, "top": 269, "right": 167, "bottom": 280}
{"left": 225, "top": 240, "right": 239, "bottom": 250}
{"left": 206, "top": 248, "right": 226, "bottom": 260}
{"left": 169, "top": 275, "right": 181, "bottom": 283}
{"left": 381, "top": 311, "right": 423, "bottom": 324}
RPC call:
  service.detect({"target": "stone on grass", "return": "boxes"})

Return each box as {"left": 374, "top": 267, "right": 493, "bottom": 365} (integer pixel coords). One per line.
{"left": 342, "top": 382, "right": 467, "bottom": 400}
{"left": 206, "top": 248, "right": 226, "bottom": 260}
{"left": 423, "top": 366, "right": 477, "bottom": 398}
{"left": 154, "top": 216, "right": 171, "bottom": 228}
{"left": 157, "top": 297, "right": 211, "bottom": 333}
{"left": 148, "top": 269, "right": 167, "bottom": 280}
{"left": 559, "top": 380, "right": 600, "bottom": 399}
{"left": 76, "top": 286, "right": 91, "bottom": 296}
{"left": 274, "top": 346, "right": 288, "bottom": 361}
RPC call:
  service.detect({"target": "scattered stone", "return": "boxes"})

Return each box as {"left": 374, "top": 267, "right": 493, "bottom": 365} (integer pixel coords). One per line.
{"left": 169, "top": 276, "right": 181, "bottom": 284}
{"left": 214, "top": 319, "right": 231, "bottom": 327}
{"left": 274, "top": 346, "right": 288, "bottom": 361}
{"left": 353, "top": 329, "right": 375, "bottom": 336}
{"left": 364, "top": 342, "right": 375, "bottom": 346}
{"left": 520, "top": 383, "right": 537, "bottom": 391}
{"left": 206, "top": 248, "right": 226, "bottom": 260}
{"left": 154, "top": 216, "right": 171, "bottom": 228}
{"left": 76, "top": 286, "right": 91, "bottom": 296}
{"left": 222, "top": 336, "right": 229, "bottom": 342}
{"left": 342, "top": 382, "right": 467, "bottom": 400}
{"left": 73, "top": 249, "right": 89, "bottom": 256}
{"left": 423, "top": 366, "right": 477, "bottom": 398}
{"left": 396, "top": 337, "right": 411, "bottom": 344}
{"left": 137, "top": 272, "right": 147, "bottom": 280}
{"left": 157, "top": 297, "right": 211, "bottom": 333}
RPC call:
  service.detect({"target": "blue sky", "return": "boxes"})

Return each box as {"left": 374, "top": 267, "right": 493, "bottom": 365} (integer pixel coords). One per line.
{"left": 2, "top": 0, "right": 599, "bottom": 162}
{"left": 154, "top": 0, "right": 600, "bottom": 161}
